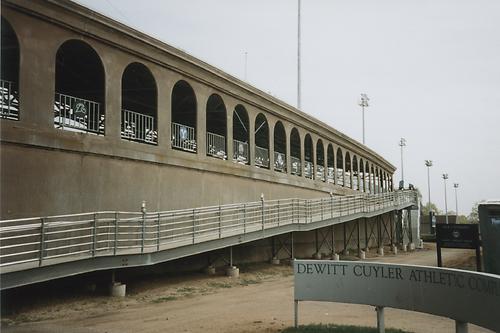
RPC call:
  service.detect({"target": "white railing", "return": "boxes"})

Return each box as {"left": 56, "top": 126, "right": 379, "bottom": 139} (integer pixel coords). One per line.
{"left": 121, "top": 109, "right": 157, "bottom": 144}
{"left": 1, "top": 79, "right": 19, "bottom": 120}
{"left": 54, "top": 93, "right": 104, "bottom": 134}
{"left": 353, "top": 173, "right": 359, "bottom": 190}
{"left": 207, "top": 132, "right": 226, "bottom": 160}
{"left": 291, "top": 157, "right": 301, "bottom": 176}
{"left": 304, "top": 161, "right": 313, "bottom": 179}
{"left": 337, "top": 169, "right": 344, "bottom": 186}
{"left": 316, "top": 165, "right": 325, "bottom": 181}
{"left": 0, "top": 191, "right": 418, "bottom": 272}
{"left": 233, "top": 139, "right": 249, "bottom": 164}
{"left": 171, "top": 122, "right": 196, "bottom": 152}
{"left": 345, "top": 171, "right": 352, "bottom": 188}
{"left": 255, "top": 146, "right": 269, "bottom": 168}
{"left": 327, "top": 167, "right": 335, "bottom": 183}
{"left": 274, "top": 151, "right": 286, "bottom": 172}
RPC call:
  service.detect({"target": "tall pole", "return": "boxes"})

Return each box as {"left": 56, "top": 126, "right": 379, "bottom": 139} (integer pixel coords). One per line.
{"left": 358, "top": 94, "right": 369, "bottom": 145}
{"left": 297, "top": 0, "right": 301, "bottom": 109}
{"left": 425, "top": 160, "right": 433, "bottom": 233}
{"left": 399, "top": 138, "right": 406, "bottom": 187}
{"left": 454, "top": 183, "right": 459, "bottom": 218}
{"left": 443, "top": 173, "right": 449, "bottom": 224}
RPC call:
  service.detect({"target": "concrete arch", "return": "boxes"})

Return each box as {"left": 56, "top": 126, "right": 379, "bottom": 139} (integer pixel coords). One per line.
{"left": 254, "top": 112, "right": 269, "bottom": 168}
{"left": 359, "top": 157, "right": 365, "bottom": 192}
{"left": 55, "top": 39, "right": 106, "bottom": 135}
{"left": 290, "top": 127, "right": 301, "bottom": 176}
{"left": 327, "top": 143, "right": 335, "bottom": 184}
{"left": 232, "top": 104, "right": 249, "bottom": 164}
{"left": 345, "top": 151, "right": 352, "bottom": 189}
{"left": 352, "top": 155, "right": 359, "bottom": 191}
{"left": 304, "top": 134, "right": 314, "bottom": 179}
{"left": 206, "top": 93, "right": 227, "bottom": 159}
{"left": 273, "top": 121, "right": 287, "bottom": 172}
{"left": 171, "top": 79, "right": 197, "bottom": 152}
{"left": 1, "top": 16, "right": 21, "bottom": 121}
{"left": 336, "top": 147, "right": 344, "bottom": 187}
{"left": 316, "top": 139, "right": 325, "bottom": 181}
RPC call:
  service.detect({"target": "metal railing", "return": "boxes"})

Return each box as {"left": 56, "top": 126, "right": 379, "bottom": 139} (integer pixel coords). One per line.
{"left": 171, "top": 122, "right": 196, "bottom": 152}
{"left": 337, "top": 169, "right": 344, "bottom": 186}
{"left": 316, "top": 165, "right": 325, "bottom": 181}
{"left": 274, "top": 151, "right": 286, "bottom": 172}
{"left": 0, "top": 191, "right": 417, "bottom": 272}
{"left": 233, "top": 139, "right": 249, "bottom": 164}
{"left": 304, "top": 161, "right": 313, "bottom": 179}
{"left": 121, "top": 109, "right": 157, "bottom": 144}
{"left": 255, "top": 146, "right": 269, "bottom": 168}
{"left": 206, "top": 132, "right": 226, "bottom": 160}
{"left": 291, "top": 157, "right": 301, "bottom": 176}
{"left": 1, "top": 79, "right": 19, "bottom": 121}
{"left": 327, "top": 167, "right": 335, "bottom": 183}
{"left": 54, "top": 93, "right": 104, "bottom": 134}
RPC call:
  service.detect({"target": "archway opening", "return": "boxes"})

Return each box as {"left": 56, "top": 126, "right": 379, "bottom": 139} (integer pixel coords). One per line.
{"left": 55, "top": 40, "right": 105, "bottom": 134}
{"left": 327, "top": 144, "right": 334, "bottom": 183}
{"left": 316, "top": 140, "right": 325, "bottom": 181}
{"left": 304, "top": 134, "right": 314, "bottom": 179}
{"left": 345, "top": 152, "right": 352, "bottom": 188}
{"left": 121, "top": 62, "right": 157, "bottom": 144}
{"left": 171, "top": 80, "right": 197, "bottom": 152}
{"left": 206, "top": 94, "right": 227, "bottom": 159}
{"left": 254, "top": 113, "right": 269, "bottom": 168}
{"left": 1, "top": 17, "right": 20, "bottom": 120}
{"left": 336, "top": 148, "right": 344, "bottom": 186}
{"left": 352, "top": 156, "right": 359, "bottom": 190}
{"left": 359, "top": 158, "right": 365, "bottom": 192}
{"left": 290, "top": 128, "right": 301, "bottom": 176}
{"left": 274, "top": 121, "right": 286, "bottom": 172}
{"left": 233, "top": 105, "right": 249, "bottom": 164}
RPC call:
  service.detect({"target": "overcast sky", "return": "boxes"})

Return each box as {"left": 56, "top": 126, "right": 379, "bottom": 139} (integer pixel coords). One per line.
{"left": 77, "top": 0, "right": 500, "bottom": 215}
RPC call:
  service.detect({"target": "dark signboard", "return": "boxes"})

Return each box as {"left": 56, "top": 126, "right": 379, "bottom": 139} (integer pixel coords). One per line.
{"left": 436, "top": 224, "right": 479, "bottom": 249}
{"left": 435, "top": 224, "right": 481, "bottom": 270}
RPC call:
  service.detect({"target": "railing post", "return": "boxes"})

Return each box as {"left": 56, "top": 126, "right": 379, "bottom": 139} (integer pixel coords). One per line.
{"left": 261, "top": 197, "right": 265, "bottom": 231}
{"left": 114, "top": 212, "right": 118, "bottom": 256}
{"left": 141, "top": 213, "right": 145, "bottom": 254}
{"left": 39, "top": 218, "right": 45, "bottom": 267}
{"left": 278, "top": 200, "right": 280, "bottom": 226}
{"left": 157, "top": 212, "right": 161, "bottom": 251}
{"left": 192, "top": 209, "right": 196, "bottom": 244}
{"left": 93, "top": 213, "right": 98, "bottom": 257}
{"left": 243, "top": 204, "right": 247, "bottom": 234}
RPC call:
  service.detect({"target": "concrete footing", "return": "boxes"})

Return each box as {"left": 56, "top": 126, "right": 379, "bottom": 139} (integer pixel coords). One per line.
{"left": 409, "top": 243, "right": 416, "bottom": 251}
{"left": 271, "top": 257, "right": 280, "bottom": 265}
{"left": 377, "top": 247, "right": 384, "bottom": 256}
{"left": 109, "top": 282, "right": 126, "bottom": 297}
{"left": 332, "top": 253, "right": 340, "bottom": 261}
{"left": 364, "top": 247, "right": 370, "bottom": 253}
{"left": 226, "top": 266, "right": 239, "bottom": 278}
{"left": 402, "top": 244, "right": 408, "bottom": 252}
{"left": 205, "top": 265, "right": 216, "bottom": 275}
{"left": 392, "top": 245, "right": 398, "bottom": 255}
{"left": 358, "top": 250, "right": 366, "bottom": 260}
{"left": 313, "top": 252, "right": 322, "bottom": 260}
{"left": 342, "top": 249, "right": 349, "bottom": 256}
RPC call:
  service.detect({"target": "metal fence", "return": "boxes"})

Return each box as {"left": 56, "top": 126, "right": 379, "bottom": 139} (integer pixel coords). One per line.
{"left": 233, "top": 139, "right": 249, "bottom": 164}
{"left": 121, "top": 109, "right": 157, "bottom": 144}
{"left": 327, "top": 167, "right": 335, "bottom": 183}
{"left": 207, "top": 132, "right": 226, "bottom": 160}
{"left": 274, "top": 151, "right": 286, "bottom": 172}
{"left": 171, "top": 122, "right": 196, "bottom": 152}
{"left": 0, "top": 191, "right": 417, "bottom": 272}
{"left": 304, "top": 161, "right": 313, "bottom": 179}
{"left": 255, "top": 146, "right": 269, "bottom": 168}
{"left": 54, "top": 93, "right": 104, "bottom": 134}
{"left": 1, "top": 79, "right": 19, "bottom": 120}
{"left": 316, "top": 165, "right": 325, "bottom": 181}
{"left": 337, "top": 169, "right": 344, "bottom": 186}
{"left": 291, "top": 157, "right": 301, "bottom": 176}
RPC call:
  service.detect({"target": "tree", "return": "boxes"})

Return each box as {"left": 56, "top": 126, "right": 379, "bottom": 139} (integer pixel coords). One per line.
{"left": 421, "top": 202, "right": 441, "bottom": 216}
{"left": 467, "top": 202, "right": 481, "bottom": 224}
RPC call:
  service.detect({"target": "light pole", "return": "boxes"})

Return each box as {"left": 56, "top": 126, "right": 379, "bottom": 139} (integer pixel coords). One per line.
{"left": 358, "top": 94, "right": 369, "bottom": 144}
{"left": 399, "top": 138, "right": 406, "bottom": 188}
{"left": 425, "top": 160, "right": 433, "bottom": 231}
{"left": 454, "top": 183, "right": 459, "bottom": 220}
{"left": 442, "top": 173, "right": 449, "bottom": 224}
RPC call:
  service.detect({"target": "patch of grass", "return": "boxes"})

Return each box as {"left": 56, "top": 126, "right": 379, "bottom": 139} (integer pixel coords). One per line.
{"left": 176, "top": 287, "right": 196, "bottom": 293}
{"left": 282, "top": 324, "right": 413, "bottom": 333}
{"left": 151, "top": 296, "right": 177, "bottom": 303}
{"left": 239, "top": 278, "right": 262, "bottom": 286}
{"left": 207, "top": 282, "right": 232, "bottom": 289}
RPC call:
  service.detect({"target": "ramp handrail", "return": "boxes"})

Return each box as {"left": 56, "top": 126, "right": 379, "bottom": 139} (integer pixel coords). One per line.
{"left": 0, "top": 191, "right": 417, "bottom": 272}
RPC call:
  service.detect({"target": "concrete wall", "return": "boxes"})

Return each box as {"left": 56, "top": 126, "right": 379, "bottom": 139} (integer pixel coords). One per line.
{"left": 0, "top": 1, "right": 396, "bottom": 219}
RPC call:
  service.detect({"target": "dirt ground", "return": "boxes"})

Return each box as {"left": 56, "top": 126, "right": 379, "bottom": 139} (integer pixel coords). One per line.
{"left": 1, "top": 244, "right": 493, "bottom": 333}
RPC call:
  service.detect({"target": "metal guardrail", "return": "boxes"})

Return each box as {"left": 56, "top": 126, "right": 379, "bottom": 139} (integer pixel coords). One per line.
{"left": 304, "top": 161, "right": 313, "bottom": 179}
{"left": 0, "top": 191, "right": 417, "bottom": 273}
{"left": 291, "top": 156, "right": 301, "bottom": 176}
{"left": 233, "top": 139, "right": 249, "bottom": 164}
{"left": 206, "top": 132, "right": 226, "bottom": 159}
{"left": 255, "top": 146, "right": 269, "bottom": 168}
{"left": 1, "top": 79, "right": 19, "bottom": 121}
{"left": 274, "top": 151, "right": 286, "bottom": 172}
{"left": 171, "top": 122, "right": 196, "bottom": 152}
{"left": 54, "top": 93, "right": 104, "bottom": 134}
{"left": 121, "top": 109, "right": 157, "bottom": 144}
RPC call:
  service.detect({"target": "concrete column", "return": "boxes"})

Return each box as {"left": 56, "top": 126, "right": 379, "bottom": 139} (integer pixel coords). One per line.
{"left": 195, "top": 86, "right": 209, "bottom": 157}
{"left": 455, "top": 321, "right": 468, "bottom": 333}
{"left": 268, "top": 118, "right": 274, "bottom": 171}
{"left": 101, "top": 52, "right": 124, "bottom": 142}
{"left": 154, "top": 68, "right": 172, "bottom": 151}
{"left": 285, "top": 126, "right": 292, "bottom": 175}
{"left": 248, "top": 109, "right": 256, "bottom": 166}
{"left": 312, "top": 137, "right": 317, "bottom": 180}
{"left": 225, "top": 100, "right": 236, "bottom": 163}
{"left": 300, "top": 131, "right": 305, "bottom": 178}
